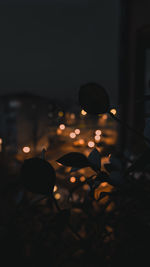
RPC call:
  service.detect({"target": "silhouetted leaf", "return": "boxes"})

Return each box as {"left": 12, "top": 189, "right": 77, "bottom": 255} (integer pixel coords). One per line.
{"left": 78, "top": 83, "right": 110, "bottom": 115}
{"left": 88, "top": 148, "right": 101, "bottom": 171}
{"left": 98, "top": 191, "right": 110, "bottom": 201}
{"left": 96, "top": 171, "right": 109, "bottom": 180}
{"left": 104, "top": 163, "right": 118, "bottom": 173}
{"left": 20, "top": 157, "right": 56, "bottom": 195}
{"left": 57, "top": 152, "right": 91, "bottom": 169}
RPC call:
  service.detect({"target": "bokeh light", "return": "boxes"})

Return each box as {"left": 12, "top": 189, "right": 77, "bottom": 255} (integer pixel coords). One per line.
{"left": 54, "top": 193, "right": 61, "bottom": 200}
{"left": 75, "top": 129, "right": 80, "bottom": 135}
{"left": 70, "top": 176, "right": 76, "bottom": 183}
{"left": 95, "top": 130, "right": 102, "bottom": 136}
{"left": 58, "top": 111, "right": 64, "bottom": 117}
{"left": 80, "top": 176, "right": 86, "bottom": 182}
{"left": 83, "top": 184, "right": 90, "bottom": 191}
{"left": 70, "top": 132, "right": 76, "bottom": 139}
{"left": 95, "top": 135, "right": 101, "bottom": 142}
{"left": 53, "top": 185, "right": 58, "bottom": 192}
{"left": 81, "top": 109, "right": 87, "bottom": 116}
{"left": 57, "top": 128, "right": 62, "bottom": 135}
{"left": 70, "top": 113, "right": 76, "bottom": 119}
{"left": 59, "top": 124, "right": 65, "bottom": 130}
{"left": 22, "top": 146, "right": 30, "bottom": 153}
{"left": 110, "top": 108, "right": 117, "bottom": 115}
{"left": 88, "top": 141, "right": 95, "bottom": 148}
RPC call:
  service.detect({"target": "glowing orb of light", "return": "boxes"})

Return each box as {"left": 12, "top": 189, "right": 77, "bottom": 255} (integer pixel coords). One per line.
{"left": 75, "top": 129, "right": 80, "bottom": 135}
{"left": 23, "top": 146, "right": 30, "bottom": 153}
{"left": 95, "top": 130, "right": 102, "bottom": 136}
{"left": 59, "top": 124, "right": 65, "bottom": 130}
{"left": 70, "top": 176, "right": 76, "bottom": 183}
{"left": 70, "top": 132, "right": 76, "bottom": 139}
{"left": 55, "top": 193, "right": 61, "bottom": 200}
{"left": 88, "top": 141, "right": 95, "bottom": 148}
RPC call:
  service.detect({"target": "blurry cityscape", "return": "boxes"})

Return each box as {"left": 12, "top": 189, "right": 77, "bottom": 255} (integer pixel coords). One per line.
{"left": 0, "top": 92, "right": 118, "bottom": 205}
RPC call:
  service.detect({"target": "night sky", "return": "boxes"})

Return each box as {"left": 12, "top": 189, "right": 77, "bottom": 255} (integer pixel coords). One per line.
{"left": 0, "top": 0, "right": 119, "bottom": 105}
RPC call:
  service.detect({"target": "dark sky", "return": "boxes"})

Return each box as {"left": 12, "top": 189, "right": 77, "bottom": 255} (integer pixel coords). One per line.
{"left": 0, "top": 0, "right": 120, "bottom": 105}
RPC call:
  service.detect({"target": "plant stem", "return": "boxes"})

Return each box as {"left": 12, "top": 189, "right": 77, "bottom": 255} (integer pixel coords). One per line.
{"left": 109, "top": 112, "right": 150, "bottom": 144}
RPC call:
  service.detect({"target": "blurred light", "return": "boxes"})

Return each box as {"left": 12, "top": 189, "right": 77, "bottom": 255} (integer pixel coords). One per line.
{"left": 48, "top": 112, "right": 53, "bottom": 118}
{"left": 83, "top": 184, "right": 90, "bottom": 191}
{"left": 80, "top": 176, "right": 86, "bottom": 182}
{"left": 65, "top": 167, "right": 71, "bottom": 173}
{"left": 70, "top": 176, "right": 76, "bottom": 183}
{"left": 53, "top": 185, "right": 58, "bottom": 192}
{"left": 23, "top": 146, "right": 30, "bottom": 153}
{"left": 103, "top": 114, "right": 108, "bottom": 120}
{"left": 59, "top": 124, "right": 65, "bottom": 130}
{"left": 9, "top": 100, "right": 21, "bottom": 108}
{"left": 101, "top": 182, "right": 108, "bottom": 187}
{"left": 78, "top": 139, "right": 85, "bottom": 145}
{"left": 88, "top": 141, "right": 95, "bottom": 148}
{"left": 95, "top": 130, "right": 102, "bottom": 136}
{"left": 55, "top": 193, "right": 61, "bottom": 200}
{"left": 57, "top": 128, "right": 62, "bottom": 135}
{"left": 57, "top": 162, "right": 63, "bottom": 166}
{"left": 0, "top": 138, "right": 2, "bottom": 145}
{"left": 110, "top": 108, "right": 117, "bottom": 115}
{"left": 70, "top": 132, "right": 76, "bottom": 139}
{"left": 81, "top": 110, "right": 87, "bottom": 116}
{"left": 58, "top": 111, "right": 64, "bottom": 117}
{"left": 75, "top": 129, "right": 80, "bottom": 135}
{"left": 70, "top": 113, "right": 76, "bottom": 119}
{"left": 95, "top": 135, "right": 101, "bottom": 142}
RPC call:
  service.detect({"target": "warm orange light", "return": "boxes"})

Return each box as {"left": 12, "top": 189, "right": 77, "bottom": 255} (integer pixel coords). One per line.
{"left": 70, "top": 132, "right": 76, "bottom": 139}
{"left": 75, "top": 129, "right": 80, "bottom": 135}
{"left": 83, "top": 184, "right": 90, "bottom": 191}
{"left": 88, "top": 141, "right": 95, "bottom": 148}
{"left": 110, "top": 108, "right": 117, "bottom": 115}
{"left": 57, "top": 162, "right": 63, "bottom": 166}
{"left": 23, "top": 146, "right": 30, "bottom": 153}
{"left": 0, "top": 138, "right": 2, "bottom": 145}
{"left": 95, "top": 135, "right": 101, "bottom": 142}
{"left": 58, "top": 111, "right": 64, "bottom": 117}
{"left": 57, "top": 128, "right": 62, "bottom": 135}
{"left": 103, "top": 114, "right": 108, "bottom": 120}
{"left": 101, "top": 182, "right": 108, "bottom": 187}
{"left": 95, "top": 130, "right": 102, "bottom": 136}
{"left": 55, "top": 193, "right": 61, "bottom": 200}
{"left": 81, "top": 109, "right": 87, "bottom": 116}
{"left": 80, "top": 176, "right": 86, "bottom": 182}
{"left": 70, "top": 113, "right": 76, "bottom": 119}
{"left": 53, "top": 185, "right": 58, "bottom": 192}
{"left": 59, "top": 124, "right": 65, "bottom": 130}
{"left": 78, "top": 139, "right": 85, "bottom": 145}
{"left": 70, "top": 176, "right": 76, "bottom": 183}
